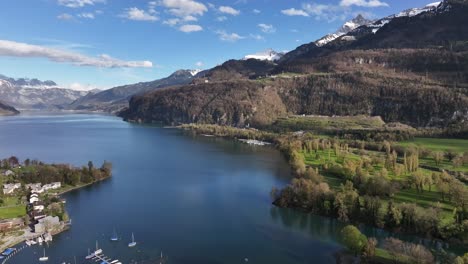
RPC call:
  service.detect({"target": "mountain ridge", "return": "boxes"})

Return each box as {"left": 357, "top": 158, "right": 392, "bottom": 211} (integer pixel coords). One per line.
{"left": 68, "top": 69, "right": 202, "bottom": 113}
{"left": 119, "top": 0, "right": 468, "bottom": 134}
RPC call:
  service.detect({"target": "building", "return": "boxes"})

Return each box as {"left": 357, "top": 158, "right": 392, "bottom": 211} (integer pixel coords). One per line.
{"left": 25, "top": 183, "right": 41, "bottom": 190}
{"left": 43, "top": 182, "right": 61, "bottom": 191}
{"left": 3, "top": 183, "right": 21, "bottom": 195}
{"left": 30, "top": 210, "right": 46, "bottom": 221}
{"left": 0, "top": 218, "right": 24, "bottom": 232}
{"left": 29, "top": 196, "right": 39, "bottom": 204}
{"left": 27, "top": 183, "right": 44, "bottom": 194}
{"left": 32, "top": 201, "right": 45, "bottom": 211}
{"left": 34, "top": 216, "right": 60, "bottom": 233}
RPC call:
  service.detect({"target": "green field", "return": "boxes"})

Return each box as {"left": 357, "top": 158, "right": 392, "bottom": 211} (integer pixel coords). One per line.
{"left": 0, "top": 205, "right": 26, "bottom": 219}
{"left": 273, "top": 115, "right": 388, "bottom": 132}
{"left": 300, "top": 146, "right": 457, "bottom": 214}
{"left": 398, "top": 138, "right": 468, "bottom": 153}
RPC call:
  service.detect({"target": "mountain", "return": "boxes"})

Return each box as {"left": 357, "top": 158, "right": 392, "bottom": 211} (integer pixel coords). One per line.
{"left": 120, "top": 0, "right": 468, "bottom": 133}
{"left": 0, "top": 76, "right": 89, "bottom": 110}
{"left": 0, "top": 74, "right": 57, "bottom": 88}
{"left": 243, "top": 49, "right": 285, "bottom": 61}
{"left": 68, "top": 69, "right": 200, "bottom": 113}
{"left": 0, "top": 101, "right": 19, "bottom": 116}
{"left": 315, "top": 14, "right": 372, "bottom": 47}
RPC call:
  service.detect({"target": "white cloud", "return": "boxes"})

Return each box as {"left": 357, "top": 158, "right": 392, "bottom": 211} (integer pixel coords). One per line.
{"left": 281, "top": 8, "right": 309, "bottom": 17}
{"left": 148, "top": 1, "right": 158, "bottom": 14}
{"left": 179, "top": 24, "right": 203, "bottom": 32}
{"left": 250, "top": 34, "right": 264, "bottom": 41}
{"left": 0, "top": 39, "right": 153, "bottom": 68}
{"left": 216, "top": 16, "right": 227, "bottom": 22}
{"left": 160, "top": 0, "right": 207, "bottom": 17}
{"left": 121, "top": 7, "right": 158, "bottom": 22}
{"left": 302, "top": 3, "right": 346, "bottom": 22}
{"left": 68, "top": 82, "right": 100, "bottom": 91}
{"left": 258, "top": 23, "right": 276, "bottom": 33}
{"left": 219, "top": 6, "right": 240, "bottom": 16}
{"left": 57, "top": 0, "right": 105, "bottom": 8}
{"left": 340, "top": 0, "right": 388, "bottom": 7}
{"left": 195, "top": 61, "right": 204, "bottom": 67}
{"left": 183, "top": 15, "right": 197, "bottom": 21}
{"left": 57, "top": 13, "right": 74, "bottom": 20}
{"left": 253, "top": 9, "right": 261, "bottom": 14}
{"left": 78, "top": 12, "right": 95, "bottom": 19}
{"left": 163, "top": 18, "right": 181, "bottom": 25}
{"left": 216, "top": 30, "right": 244, "bottom": 42}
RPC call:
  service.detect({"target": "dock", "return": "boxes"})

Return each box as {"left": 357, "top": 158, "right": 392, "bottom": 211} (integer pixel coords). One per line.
{"left": 89, "top": 251, "right": 122, "bottom": 264}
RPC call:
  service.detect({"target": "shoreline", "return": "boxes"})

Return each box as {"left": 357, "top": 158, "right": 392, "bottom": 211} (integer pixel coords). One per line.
{"left": 54, "top": 175, "right": 112, "bottom": 197}
{"left": 0, "top": 175, "right": 112, "bottom": 252}
{"left": 179, "top": 125, "right": 468, "bottom": 250}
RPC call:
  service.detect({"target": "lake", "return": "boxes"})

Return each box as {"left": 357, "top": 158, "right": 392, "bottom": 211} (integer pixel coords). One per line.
{"left": 0, "top": 113, "right": 350, "bottom": 264}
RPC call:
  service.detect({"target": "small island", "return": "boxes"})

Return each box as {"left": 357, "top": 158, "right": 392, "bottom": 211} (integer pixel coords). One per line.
{"left": 0, "top": 156, "right": 112, "bottom": 252}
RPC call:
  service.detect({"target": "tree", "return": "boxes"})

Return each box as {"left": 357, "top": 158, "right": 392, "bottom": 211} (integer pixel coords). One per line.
{"left": 88, "top": 160, "right": 94, "bottom": 172}
{"left": 385, "top": 201, "right": 402, "bottom": 228}
{"left": 341, "top": 225, "right": 368, "bottom": 256}
{"left": 362, "top": 237, "right": 377, "bottom": 260}
{"left": 433, "top": 151, "right": 444, "bottom": 166}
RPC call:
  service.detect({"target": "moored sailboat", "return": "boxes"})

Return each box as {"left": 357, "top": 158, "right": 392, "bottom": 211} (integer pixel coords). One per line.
{"left": 39, "top": 248, "right": 48, "bottom": 261}
{"left": 128, "top": 232, "right": 137, "bottom": 248}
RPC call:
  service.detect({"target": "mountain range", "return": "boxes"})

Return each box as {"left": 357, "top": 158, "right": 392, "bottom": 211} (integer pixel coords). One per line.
{"left": 0, "top": 76, "right": 91, "bottom": 110}
{"left": 119, "top": 0, "right": 468, "bottom": 133}
{"left": 68, "top": 69, "right": 203, "bottom": 113}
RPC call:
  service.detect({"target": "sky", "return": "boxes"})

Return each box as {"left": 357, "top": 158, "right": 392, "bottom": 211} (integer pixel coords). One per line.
{"left": 0, "top": 0, "right": 437, "bottom": 90}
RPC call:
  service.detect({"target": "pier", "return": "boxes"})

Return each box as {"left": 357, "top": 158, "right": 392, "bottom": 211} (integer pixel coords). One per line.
{"left": 90, "top": 251, "right": 122, "bottom": 264}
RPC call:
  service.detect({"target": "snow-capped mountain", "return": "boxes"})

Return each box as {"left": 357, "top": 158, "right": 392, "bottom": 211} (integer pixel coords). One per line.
{"left": 190, "top": 69, "right": 203, "bottom": 76}
{"left": 0, "top": 74, "right": 57, "bottom": 89}
{"left": 243, "top": 49, "right": 285, "bottom": 62}
{"left": 364, "top": 2, "right": 443, "bottom": 34}
{"left": 396, "top": 1, "right": 441, "bottom": 17}
{"left": 0, "top": 75, "right": 90, "bottom": 110}
{"left": 315, "top": 14, "right": 372, "bottom": 47}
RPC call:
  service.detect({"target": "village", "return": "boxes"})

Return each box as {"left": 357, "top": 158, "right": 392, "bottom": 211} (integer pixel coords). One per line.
{"left": 0, "top": 168, "right": 71, "bottom": 260}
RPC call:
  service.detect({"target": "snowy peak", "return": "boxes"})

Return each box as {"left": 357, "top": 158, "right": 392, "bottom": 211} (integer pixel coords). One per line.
{"left": 315, "top": 14, "right": 372, "bottom": 47}
{"left": 396, "top": 1, "right": 441, "bottom": 17}
{"left": 190, "top": 69, "right": 202, "bottom": 76}
{"left": 243, "top": 49, "right": 285, "bottom": 62}
{"left": 0, "top": 75, "right": 57, "bottom": 89}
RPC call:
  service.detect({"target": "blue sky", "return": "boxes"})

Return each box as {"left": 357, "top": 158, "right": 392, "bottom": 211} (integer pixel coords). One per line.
{"left": 0, "top": 0, "right": 435, "bottom": 90}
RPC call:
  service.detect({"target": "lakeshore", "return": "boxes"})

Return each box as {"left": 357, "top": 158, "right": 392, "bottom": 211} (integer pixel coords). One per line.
{"left": 180, "top": 123, "right": 468, "bottom": 261}
{"left": 0, "top": 159, "right": 112, "bottom": 254}
{"left": 0, "top": 114, "right": 465, "bottom": 264}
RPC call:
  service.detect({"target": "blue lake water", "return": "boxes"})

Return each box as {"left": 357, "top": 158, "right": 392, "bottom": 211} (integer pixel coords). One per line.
{"left": 0, "top": 113, "right": 347, "bottom": 264}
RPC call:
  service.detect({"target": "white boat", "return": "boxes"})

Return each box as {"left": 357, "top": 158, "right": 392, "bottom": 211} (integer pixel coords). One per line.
{"left": 94, "top": 241, "right": 102, "bottom": 255}
{"left": 110, "top": 260, "right": 121, "bottom": 264}
{"left": 110, "top": 228, "right": 119, "bottom": 241}
{"left": 85, "top": 248, "right": 95, "bottom": 260}
{"left": 39, "top": 248, "right": 48, "bottom": 261}
{"left": 128, "top": 232, "right": 137, "bottom": 248}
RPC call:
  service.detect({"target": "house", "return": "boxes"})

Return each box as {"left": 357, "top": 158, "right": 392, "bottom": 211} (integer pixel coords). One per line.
{"left": 31, "top": 186, "right": 44, "bottom": 194}
{"left": 30, "top": 210, "right": 46, "bottom": 221}
{"left": 34, "top": 216, "right": 60, "bottom": 233}
{"left": 26, "top": 183, "right": 44, "bottom": 194}
{"left": 3, "top": 170, "right": 14, "bottom": 177}
{"left": 43, "top": 182, "right": 61, "bottom": 191}
{"left": 25, "top": 183, "right": 41, "bottom": 190}
{"left": 0, "top": 218, "right": 24, "bottom": 232}
{"left": 32, "top": 201, "right": 45, "bottom": 211}
{"left": 3, "top": 183, "right": 21, "bottom": 195}
{"left": 29, "top": 196, "right": 39, "bottom": 204}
